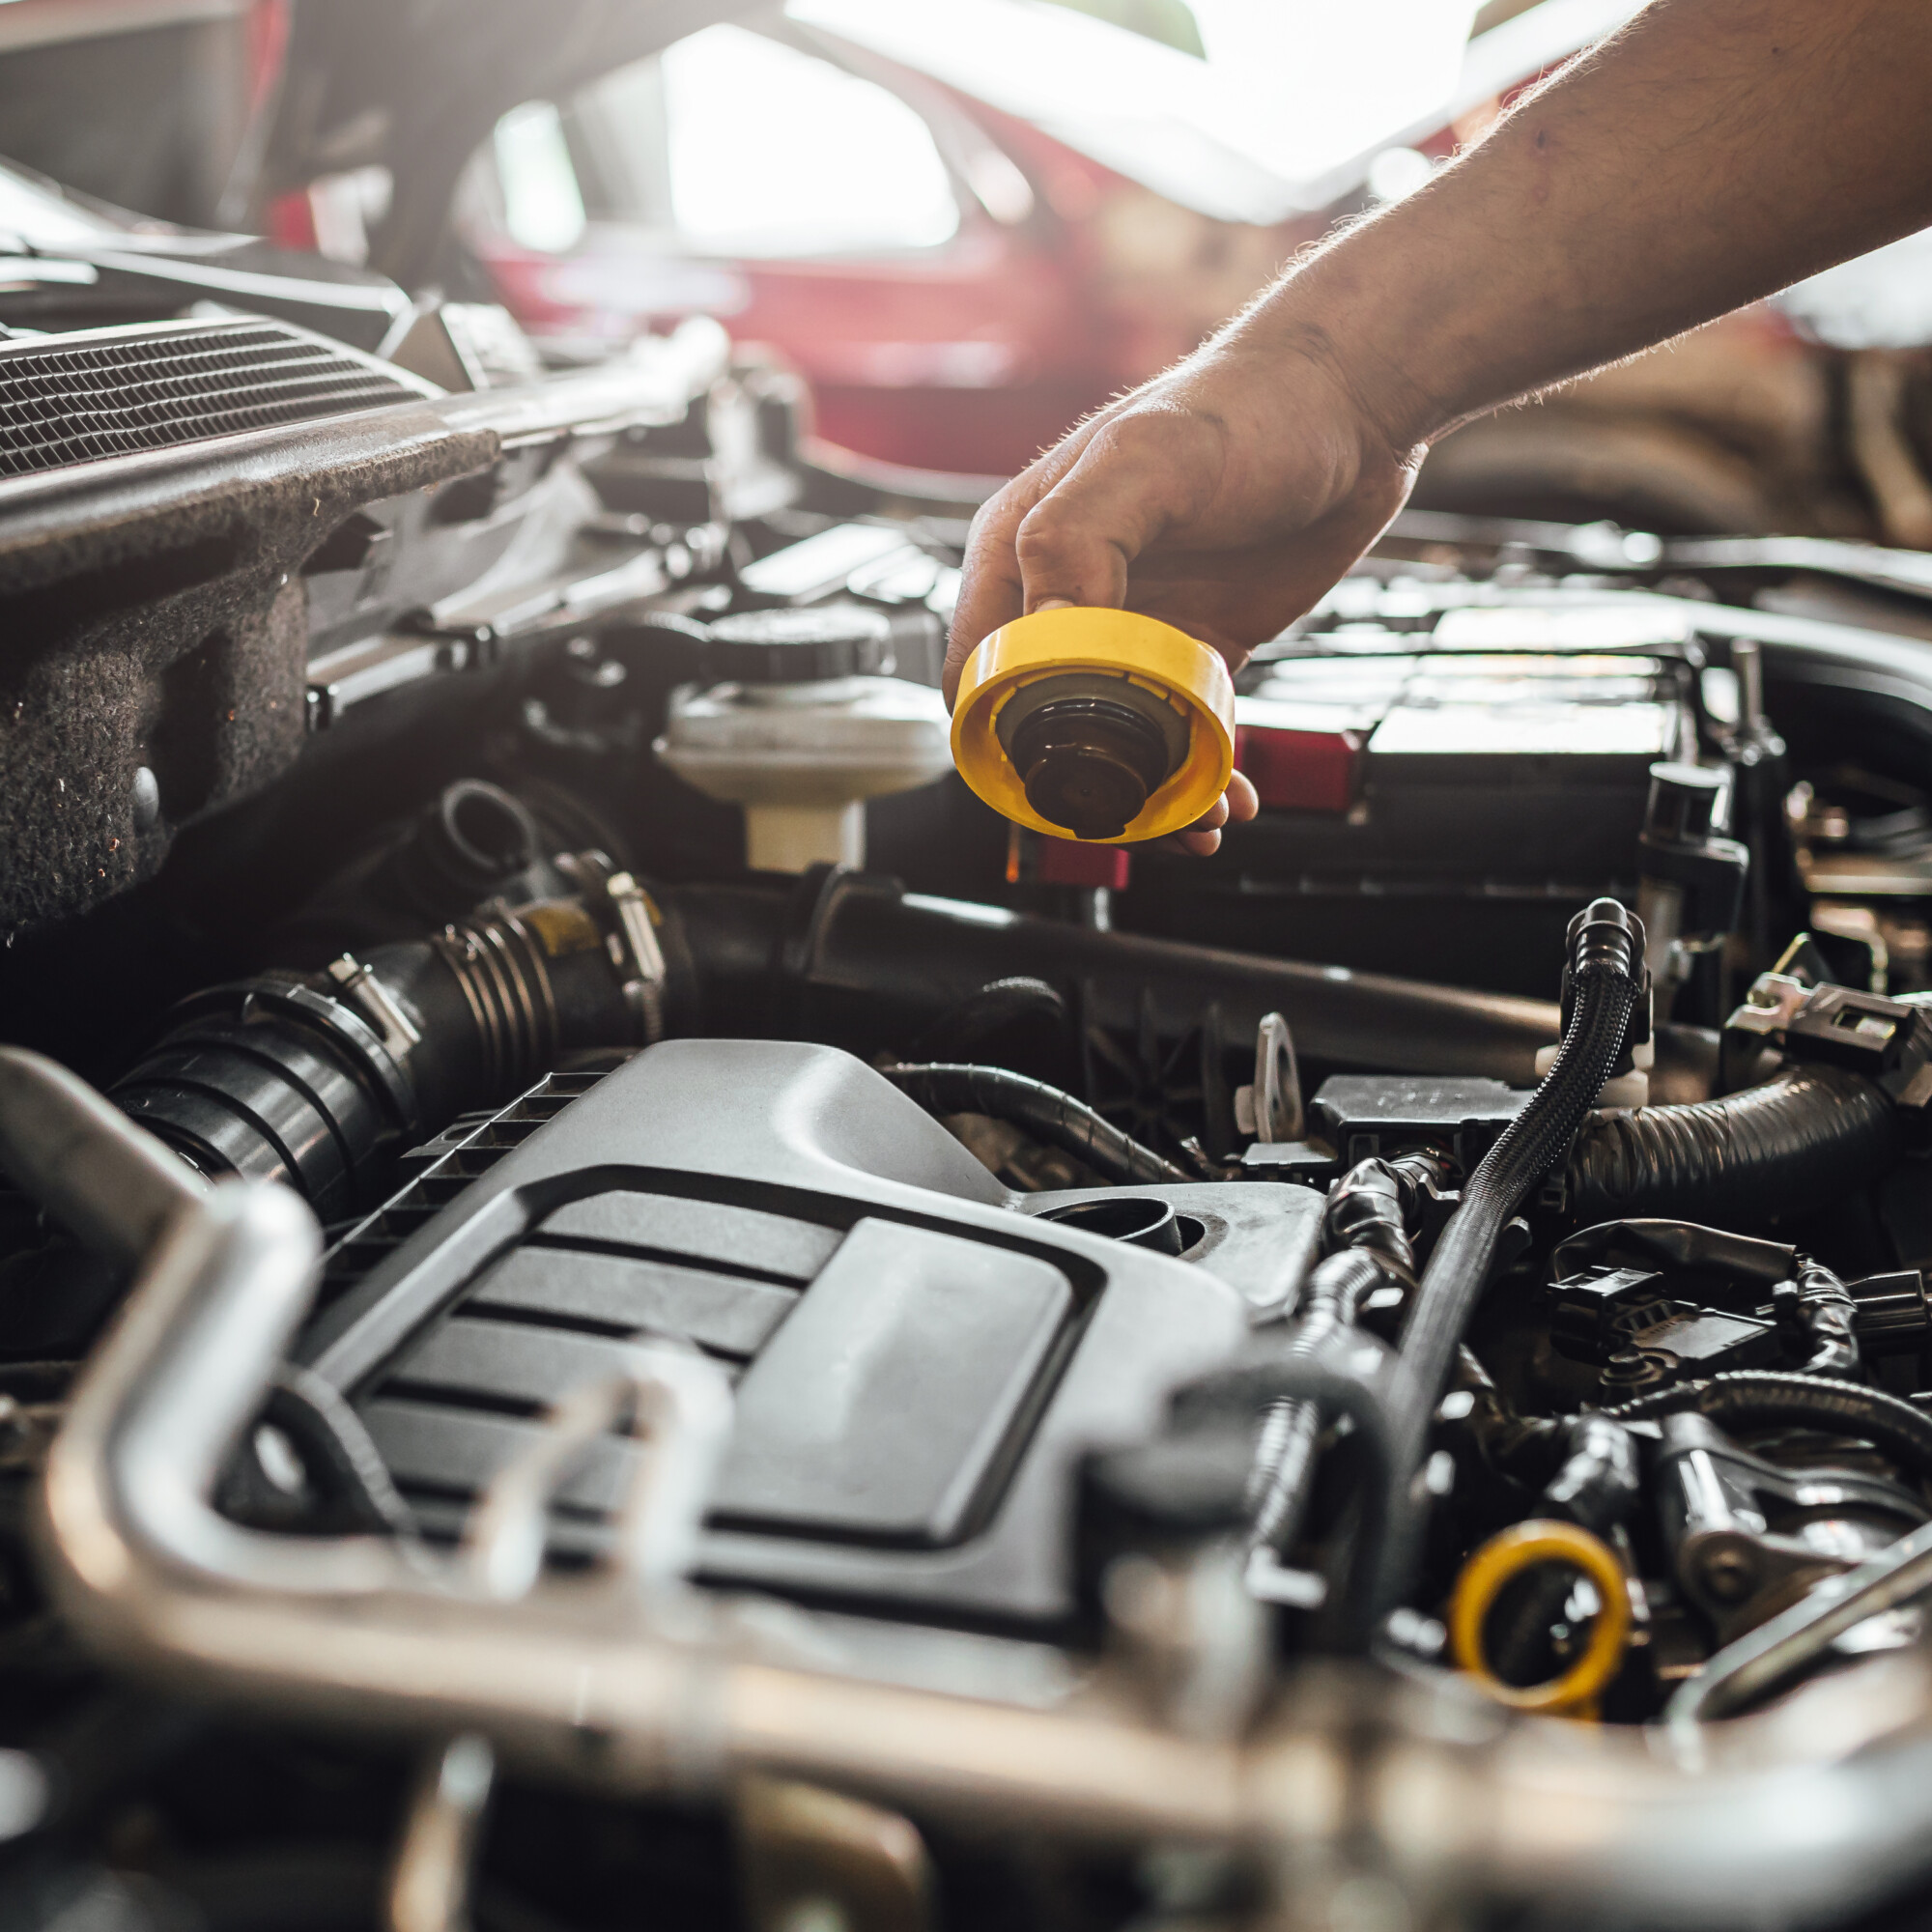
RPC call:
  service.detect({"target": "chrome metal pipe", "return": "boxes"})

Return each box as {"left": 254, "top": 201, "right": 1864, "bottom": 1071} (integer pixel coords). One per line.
{"left": 0, "top": 1048, "right": 205, "bottom": 1263}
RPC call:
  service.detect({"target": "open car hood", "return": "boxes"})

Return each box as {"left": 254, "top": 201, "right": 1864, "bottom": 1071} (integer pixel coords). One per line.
{"left": 268, "top": 0, "right": 1642, "bottom": 271}
{"left": 262, "top": 0, "right": 760, "bottom": 284}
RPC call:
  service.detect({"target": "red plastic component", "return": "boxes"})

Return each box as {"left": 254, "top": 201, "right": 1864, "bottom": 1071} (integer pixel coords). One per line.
{"left": 1235, "top": 724, "right": 1364, "bottom": 814}
{"left": 265, "top": 188, "right": 320, "bottom": 254}
{"left": 1037, "top": 838, "right": 1131, "bottom": 890}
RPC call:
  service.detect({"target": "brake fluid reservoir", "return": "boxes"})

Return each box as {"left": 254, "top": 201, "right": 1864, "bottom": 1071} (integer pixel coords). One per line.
{"left": 951, "top": 607, "right": 1236, "bottom": 842}
{"left": 654, "top": 607, "right": 952, "bottom": 872}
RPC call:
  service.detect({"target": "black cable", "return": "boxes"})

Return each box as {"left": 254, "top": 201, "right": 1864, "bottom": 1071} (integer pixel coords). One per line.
{"left": 881, "top": 1063, "right": 1188, "bottom": 1184}
{"left": 1246, "top": 1159, "right": 1419, "bottom": 1554}
{"left": 1376, "top": 898, "right": 1643, "bottom": 1617}
{"left": 1787, "top": 1259, "right": 1862, "bottom": 1379}
{"left": 1598, "top": 1371, "right": 1932, "bottom": 1479}
{"left": 264, "top": 1368, "right": 421, "bottom": 1541}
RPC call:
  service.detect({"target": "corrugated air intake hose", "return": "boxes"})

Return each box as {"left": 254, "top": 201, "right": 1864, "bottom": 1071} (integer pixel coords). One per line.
{"left": 1566, "top": 1063, "right": 1899, "bottom": 1227}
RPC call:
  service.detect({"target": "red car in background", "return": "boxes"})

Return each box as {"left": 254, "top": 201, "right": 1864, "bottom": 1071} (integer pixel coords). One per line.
{"left": 421, "top": 0, "right": 1932, "bottom": 547}
{"left": 433, "top": 4, "right": 1341, "bottom": 480}
{"left": 312, "top": 0, "right": 1614, "bottom": 483}
{"left": 9, "top": 0, "right": 1932, "bottom": 544}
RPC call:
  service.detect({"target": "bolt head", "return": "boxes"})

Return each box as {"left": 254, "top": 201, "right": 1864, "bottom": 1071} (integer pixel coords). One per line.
{"left": 1701, "top": 1544, "right": 1757, "bottom": 1603}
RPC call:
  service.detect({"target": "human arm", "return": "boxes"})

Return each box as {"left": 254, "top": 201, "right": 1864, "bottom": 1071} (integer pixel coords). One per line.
{"left": 948, "top": 0, "right": 1932, "bottom": 849}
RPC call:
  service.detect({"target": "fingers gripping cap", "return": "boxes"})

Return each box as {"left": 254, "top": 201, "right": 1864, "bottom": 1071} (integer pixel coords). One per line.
{"left": 951, "top": 609, "right": 1236, "bottom": 842}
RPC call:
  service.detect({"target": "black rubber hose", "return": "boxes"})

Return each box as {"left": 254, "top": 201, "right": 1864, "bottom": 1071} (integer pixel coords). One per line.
{"left": 1599, "top": 1371, "right": 1932, "bottom": 1480}
{"left": 882, "top": 1063, "right": 1188, "bottom": 1184}
{"left": 664, "top": 868, "right": 1567, "bottom": 1080}
{"left": 1567, "top": 1064, "right": 1897, "bottom": 1228}
{"left": 113, "top": 895, "right": 640, "bottom": 1217}
{"left": 903, "top": 977, "right": 1066, "bottom": 1063}
{"left": 1378, "top": 899, "right": 1642, "bottom": 1615}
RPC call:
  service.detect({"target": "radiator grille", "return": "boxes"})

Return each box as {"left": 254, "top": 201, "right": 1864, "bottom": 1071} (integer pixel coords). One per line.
{"left": 0, "top": 321, "right": 421, "bottom": 479}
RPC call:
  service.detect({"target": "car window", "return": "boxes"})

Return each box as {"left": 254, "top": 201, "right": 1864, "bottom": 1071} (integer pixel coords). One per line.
{"left": 494, "top": 102, "right": 590, "bottom": 255}
{"left": 486, "top": 25, "right": 959, "bottom": 263}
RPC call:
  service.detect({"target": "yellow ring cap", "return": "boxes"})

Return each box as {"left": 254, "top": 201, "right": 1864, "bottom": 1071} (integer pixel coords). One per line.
{"left": 951, "top": 608, "right": 1236, "bottom": 843}
{"left": 1448, "top": 1519, "right": 1632, "bottom": 1719}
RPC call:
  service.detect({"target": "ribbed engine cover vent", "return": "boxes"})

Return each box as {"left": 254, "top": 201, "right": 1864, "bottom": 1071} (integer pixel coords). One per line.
{"left": 0, "top": 319, "right": 423, "bottom": 479}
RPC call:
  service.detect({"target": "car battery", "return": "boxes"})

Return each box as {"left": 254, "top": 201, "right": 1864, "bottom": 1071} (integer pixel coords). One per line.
{"left": 1232, "top": 631, "right": 1693, "bottom": 887}
{"left": 1119, "top": 597, "right": 1702, "bottom": 994}
{"left": 1364, "top": 653, "right": 1688, "bottom": 874}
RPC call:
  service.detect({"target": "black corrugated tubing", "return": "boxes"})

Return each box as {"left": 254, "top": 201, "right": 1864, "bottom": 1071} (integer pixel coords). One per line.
{"left": 1567, "top": 1063, "right": 1897, "bottom": 1228}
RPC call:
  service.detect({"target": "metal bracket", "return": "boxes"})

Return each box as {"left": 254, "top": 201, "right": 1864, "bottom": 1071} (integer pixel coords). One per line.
{"left": 1725, "top": 971, "right": 1810, "bottom": 1038}
{"left": 1723, "top": 971, "right": 1932, "bottom": 1105}
{"left": 1233, "top": 1010, "right": 1302, "bottom": 1144}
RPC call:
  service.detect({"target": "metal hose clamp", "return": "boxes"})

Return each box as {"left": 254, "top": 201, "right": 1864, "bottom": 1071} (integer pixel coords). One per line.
{"left": 605, "top": 871, "right": 668, "bottom": 1046}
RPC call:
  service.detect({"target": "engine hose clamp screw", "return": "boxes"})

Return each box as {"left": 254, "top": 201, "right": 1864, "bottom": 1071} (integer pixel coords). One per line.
{"left": 604, "top": 871, "right": 668, "bottom": 1046}
{"left": 1448, "top": 1518, "right": 1633, "bottom": 1719}
{"left": 1699, "top": 1542, "right": 1758, "bottom": 1604}
{"left": 326, "top": 953, "right": 422, "bottom": 1059}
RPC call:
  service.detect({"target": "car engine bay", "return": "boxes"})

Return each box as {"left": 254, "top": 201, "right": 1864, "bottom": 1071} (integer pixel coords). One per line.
{"left": 11, "top": 251, "right": 1932, "bottom": 1932}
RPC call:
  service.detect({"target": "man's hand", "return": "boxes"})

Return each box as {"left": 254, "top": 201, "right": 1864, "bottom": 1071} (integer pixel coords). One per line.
{"left": 948, "top": 0, "right": 1932, "bottom": 856}
{"left": 948, "top": 329, "right": 1421, "bottom": 852}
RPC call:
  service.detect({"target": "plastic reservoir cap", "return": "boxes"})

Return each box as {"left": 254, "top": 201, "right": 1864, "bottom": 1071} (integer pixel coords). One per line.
{"left": 951, "top": 607, "right": 1236, "bottom": 843}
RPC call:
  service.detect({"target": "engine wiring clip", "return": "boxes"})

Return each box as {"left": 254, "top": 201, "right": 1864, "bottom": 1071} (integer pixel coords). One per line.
{"left": 1725, "top": 971, "right": 1932, "bottom": 1106}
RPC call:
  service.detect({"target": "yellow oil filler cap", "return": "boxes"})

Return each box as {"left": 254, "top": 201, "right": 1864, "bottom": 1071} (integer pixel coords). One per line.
{"left": 951, "top": 608, "right": 1236, "bottom": 842}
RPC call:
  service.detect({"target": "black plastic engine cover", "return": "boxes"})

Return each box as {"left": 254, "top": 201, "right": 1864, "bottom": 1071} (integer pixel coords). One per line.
{"left": 296, "top": 1040, "right": 1248, "bottom": 1625}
